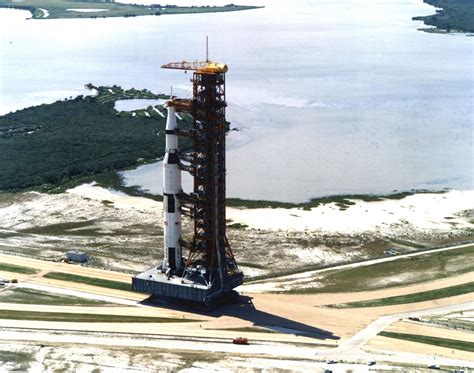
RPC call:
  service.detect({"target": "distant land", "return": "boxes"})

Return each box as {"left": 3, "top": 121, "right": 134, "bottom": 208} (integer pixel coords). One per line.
{"left": 413, "top": 0, "right": 474, "bottom": 33}
{"left": 0, "top": 0, "right": 263, "bottom": 19}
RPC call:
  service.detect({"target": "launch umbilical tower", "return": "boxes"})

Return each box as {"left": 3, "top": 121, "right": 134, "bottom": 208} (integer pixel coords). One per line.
{"left": 132, "top": 58, "right": 243, "bottom": 305}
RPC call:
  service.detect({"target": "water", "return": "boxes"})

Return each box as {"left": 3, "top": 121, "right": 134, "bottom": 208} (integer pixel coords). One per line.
{"left": 0, "top": 1, "right": 472, "bottom": 202}
{"left": 114, "top": 99, "right": 166, "bottom": 111}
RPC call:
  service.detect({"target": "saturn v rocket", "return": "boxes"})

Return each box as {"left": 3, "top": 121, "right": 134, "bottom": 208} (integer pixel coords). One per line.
{"left": 162, "top": 104, "right": 183, "bottom": 274}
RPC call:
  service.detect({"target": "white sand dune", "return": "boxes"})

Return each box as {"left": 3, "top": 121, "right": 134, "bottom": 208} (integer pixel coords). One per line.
{"left": 67, "top": 183, "right": 160, "bottom": 212}
{"left": 227, "top": 190, "right": 474, "bottom": 234}
{"left": 67, "top": 184, "right": 473, "bottom": 238}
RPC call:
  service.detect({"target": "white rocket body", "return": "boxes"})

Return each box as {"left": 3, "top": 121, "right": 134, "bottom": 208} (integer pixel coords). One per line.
{"left": 162, "top": 105, "right": 182, "bottom": 273}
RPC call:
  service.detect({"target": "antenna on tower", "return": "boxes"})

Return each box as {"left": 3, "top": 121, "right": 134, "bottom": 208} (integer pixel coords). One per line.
{"left": 206, "top": 36, "right": 209, "bottom": 62}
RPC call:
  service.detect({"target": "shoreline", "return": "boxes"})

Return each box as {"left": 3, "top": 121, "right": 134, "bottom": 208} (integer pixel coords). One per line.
{"left": 2, "top": 87, "right": 465, "bottom": 208}
{"left": 3, "top": 166, "right": 465, "bottom": 210}
{"left": 226, "top": 189, "right": 473, "bottom": 233}
{"left": 64, "top": 183, "right": 474, "bottom": 237}
{"left": 412, "top": 0, "right": 474, "bottom": 33}
{"left": 0, "top": 2, "right": 263, "bottom": 20}
{"left": 119, "top": 156, "right": 468, "bottom": 208}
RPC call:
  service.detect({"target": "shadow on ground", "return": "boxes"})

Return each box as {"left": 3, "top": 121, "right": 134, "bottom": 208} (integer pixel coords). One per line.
{"left": 141, "top": 294, "right": 339, "bottom": 341}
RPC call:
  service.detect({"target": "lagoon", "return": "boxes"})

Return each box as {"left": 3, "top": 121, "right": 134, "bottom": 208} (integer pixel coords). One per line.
{"left": 0, "top": 0, "right": 472, "bottom": 202}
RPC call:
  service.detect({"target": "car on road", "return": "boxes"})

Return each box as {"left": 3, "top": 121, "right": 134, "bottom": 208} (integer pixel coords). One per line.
{"left": 428, "top": 364, "right": 440, "bottom": 370}
{"left": 368, "top": 360, "right": 376, "bottom": 366}
{"left": 326, "top": 360, "right": 337, "bottom": 364}
{"left": 232, "top": 337, "right": 249, "bottom": 345}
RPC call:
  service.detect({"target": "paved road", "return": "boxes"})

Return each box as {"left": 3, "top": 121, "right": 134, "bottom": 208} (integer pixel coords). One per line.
{"left": 337, "top": 301, "right": 474, "bottom": 351}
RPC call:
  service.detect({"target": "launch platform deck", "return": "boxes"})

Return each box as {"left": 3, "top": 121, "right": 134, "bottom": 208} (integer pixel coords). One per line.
{"left": 132, "top": 266, "right": 244, "bottom": 304}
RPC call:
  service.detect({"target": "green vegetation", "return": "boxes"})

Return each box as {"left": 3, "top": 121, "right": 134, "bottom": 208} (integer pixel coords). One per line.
{"left": 0, "top": 0, "right": 262, "bottom": 20}
{"left": 0, "top": 287, "right": 111, "bottom": 306}
{"left": 0, "top": 309, "right": 197, "bottom": 323}
{"left": 0, "top": 85, "right": 192, "bottom": 192}
{"left": 93, "top": 85, "right": 168, "bottom": 104}
{"left": 0, "top": 263, "right": 39, "bottom": 275}
{"left": 379, "top": 331, "right": 474, "bottom": 352}
{"left": 331, "top": 282, "right": 473, "bottom": 308}
{"left": 413, "top": 0, "right": 474, "bottom": 33}
{"left": 227, "top": 190, "right": 444, "bottom": 210}
{"left": 280, "top": 245, "right": 474, "bottom": 293}
{"left": 43, "top": 272, "right": 131, "bottom": 291}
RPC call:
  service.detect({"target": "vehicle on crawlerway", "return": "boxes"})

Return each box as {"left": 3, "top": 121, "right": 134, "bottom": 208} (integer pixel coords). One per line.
{"left": 232, "top": 337, "right": 249, "bottom": 345}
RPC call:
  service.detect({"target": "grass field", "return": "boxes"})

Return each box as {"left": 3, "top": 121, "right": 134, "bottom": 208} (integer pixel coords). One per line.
{"left": 379, "top": 331, "right": 474, "bottom": 352}
{"left": 0, "top": 309, "right": 196, "bottom": 323}
{"left": 330, "top": 282, "right": 474, "bottom": 308}
{"left": 43, "top": 272, "right": 131, "bottom": 292}
{"left": 0, "top": 263, "right": 39, "bottom": 275}
{"left": 285, "top": 245, "right": 474, "bottom": 294}
{"left": 0, "top": 0, "right": 261, "bottom": 20}
{"left": 0, "top": 287, "right": 111, "bottom": 306}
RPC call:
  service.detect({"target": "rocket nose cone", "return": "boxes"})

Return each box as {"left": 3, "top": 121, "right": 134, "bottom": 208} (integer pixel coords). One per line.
{"left": 166, "top": 106, "right": 177, "bottom": 131}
